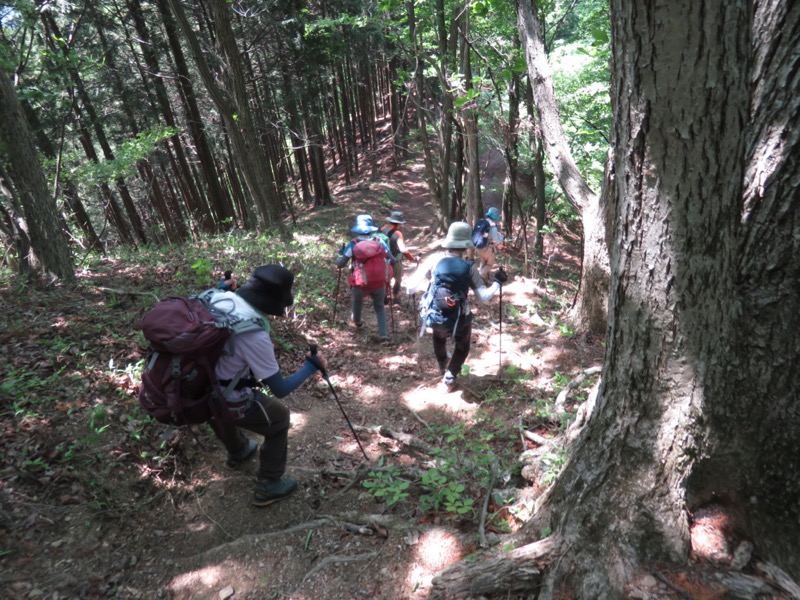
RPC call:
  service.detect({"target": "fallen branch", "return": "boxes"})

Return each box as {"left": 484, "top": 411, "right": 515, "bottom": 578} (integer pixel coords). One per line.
{"left": 352, "top": 424, "right": 436, "bottom": 455}
{"left": 521, "top": 429, "right": 550, "bottom": 446}
{"left": 195, "top": 494, "right": 234, "bottom": 540}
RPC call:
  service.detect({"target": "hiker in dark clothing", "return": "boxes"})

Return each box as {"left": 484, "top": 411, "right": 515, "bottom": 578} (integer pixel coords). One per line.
{"left": 406, "top": 222, "right": 507, "bottom": 390}
{"left": 218, "top": 270, "right": 238, "bottom": 291}
{"left": 336, "top": 214, "right": 393, "bottom": 343}
{"left": 474, "top": 207, "right": 505, "bottom": 282}
{"left": 380, "top": 210, "right": 416, "bottom": 300}
{"left": 210, "top": 265, "right": 328, "bottom": 507}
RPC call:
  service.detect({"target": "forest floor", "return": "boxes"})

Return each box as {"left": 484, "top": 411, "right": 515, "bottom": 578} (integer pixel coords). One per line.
{"left": 4, "top": 141, "right": 789, "bottom": 600}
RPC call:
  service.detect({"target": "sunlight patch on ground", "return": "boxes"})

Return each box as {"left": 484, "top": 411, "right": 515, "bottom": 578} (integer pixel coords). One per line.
{"left": 405, "top": 528, "right": 465, "bottom": 594}
{"left": 169, "top": 564, "right": 226, "bottom": 591}
{"left": 401, "top": 383, "right": 480, "bottom": 415}
{"left": 290, "top": 411, "right": 308, "bottom": 432}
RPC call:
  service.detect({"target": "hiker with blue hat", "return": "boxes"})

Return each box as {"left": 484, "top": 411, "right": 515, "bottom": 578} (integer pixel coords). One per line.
{"left": 380, "top": 210, "right": 416, "bottom": 302}
{"left": 472, "top": 206, "right": 505, "bottom": 283}
{"left": 406, "top": 221, "right": 507, "bottom": 390}
{"left": 336, "top": 214, "right": 394, "bottom": 343}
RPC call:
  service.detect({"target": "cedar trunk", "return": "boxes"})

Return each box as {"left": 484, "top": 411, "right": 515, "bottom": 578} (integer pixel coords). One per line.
{"left": 0, "top": 70, "right": 74, "bottom": 282}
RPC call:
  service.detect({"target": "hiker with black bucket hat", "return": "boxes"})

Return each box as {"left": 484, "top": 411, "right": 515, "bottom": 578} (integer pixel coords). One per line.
{"left": 210, "top": 264, "right": 328, "bottom": 507}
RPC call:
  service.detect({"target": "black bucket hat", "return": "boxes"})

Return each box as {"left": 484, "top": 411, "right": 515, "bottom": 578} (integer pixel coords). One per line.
{"left": 236, "top": 265, "right": 294, "bottom": 316}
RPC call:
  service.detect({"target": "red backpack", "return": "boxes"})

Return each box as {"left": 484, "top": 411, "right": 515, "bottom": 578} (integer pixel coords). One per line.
{"left": 349, "top": 238, "right": 389, "bottom": 291}
{"left": 138, "top": 291, "right": 262, "bottom": 426}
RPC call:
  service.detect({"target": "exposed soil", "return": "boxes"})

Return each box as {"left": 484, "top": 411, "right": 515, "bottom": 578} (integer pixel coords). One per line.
{"left": 0, "top": 149, "right": 603, "bottom": 599}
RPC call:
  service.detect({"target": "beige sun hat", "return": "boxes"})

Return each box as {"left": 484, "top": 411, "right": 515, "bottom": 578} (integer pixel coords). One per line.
{"left": 441, "top": 221, "right": 475, "bottom": 249}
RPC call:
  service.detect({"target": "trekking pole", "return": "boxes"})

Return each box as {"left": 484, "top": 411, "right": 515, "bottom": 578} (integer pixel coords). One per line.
{"left": 308, "top": 344, "right": 369, "bottom": 461}
{"left": 332, "top": 268, "right": 343, "bottom": 325}
{"left": 498, "top": 281, "right": 503, "bottom": 372}
{"left": 389, "top": 286, "right": 395, "bottom": 334}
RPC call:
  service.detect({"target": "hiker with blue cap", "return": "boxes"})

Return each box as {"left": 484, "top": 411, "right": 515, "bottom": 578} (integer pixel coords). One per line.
{"left": 472, "top": 206, "right": 505, "bottom": 283}
{"left": 336, "top": 214, "right": 394, "bottom": 343}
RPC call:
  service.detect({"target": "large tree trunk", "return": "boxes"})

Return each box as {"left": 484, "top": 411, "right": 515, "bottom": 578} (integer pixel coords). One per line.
{"left": 517, "top": 0, "right": 609, "bottom": 334}
{"left": 433, "top": 0, "right": 800, "bottom": 597}
{"left": 0, "top": 69, "right": 74, "bottom": 282}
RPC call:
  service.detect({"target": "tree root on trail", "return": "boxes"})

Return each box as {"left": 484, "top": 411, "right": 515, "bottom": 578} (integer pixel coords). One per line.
{"left": 430, "top": 536, "right": 557, "bottom": 599}
{"left": 296, "top": 550, "right": 380, "bottom": 591}
{"left": 553, "top": 365, "right": 602, "bottom": 414}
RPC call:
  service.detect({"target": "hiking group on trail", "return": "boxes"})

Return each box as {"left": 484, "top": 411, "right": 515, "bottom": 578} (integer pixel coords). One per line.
{"left": 139, "top": 209, "right": 508, "bottom": 506}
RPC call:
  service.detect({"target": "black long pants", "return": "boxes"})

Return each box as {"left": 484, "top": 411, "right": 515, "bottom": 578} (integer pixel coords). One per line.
{"left": 432, "top": 317, "right": 473, "bottom": 377}
{"left": 209, "top": 391, "right": 290, "bottom": 480}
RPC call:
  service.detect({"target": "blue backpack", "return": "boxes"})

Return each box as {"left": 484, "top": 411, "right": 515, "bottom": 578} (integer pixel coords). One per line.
{"left": 419, "top": 257, "right": 472, "bottom": 333}
{"left": 472, "top": 219, "right": 491, "bottom": 249}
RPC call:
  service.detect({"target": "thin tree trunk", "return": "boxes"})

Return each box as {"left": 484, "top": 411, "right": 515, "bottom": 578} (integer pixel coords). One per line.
{"left": 517, "top": 0, "right": 608, "bottom": 333}
{"left": 166, "top": 0, "right": 284, "bottom": 232}
{"left": 40, "top": 10, "right": 148, "bottom": 245}
{"left": 156, "top": 0, "right": 233, "bottom": 227}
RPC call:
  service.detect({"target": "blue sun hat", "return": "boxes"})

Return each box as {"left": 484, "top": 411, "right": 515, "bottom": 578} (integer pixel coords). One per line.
{"left": 485, "top": 207, "right": 501, "bottom": 221}
{"left": 351, "top": 214, "right": 379, "bottom": 235}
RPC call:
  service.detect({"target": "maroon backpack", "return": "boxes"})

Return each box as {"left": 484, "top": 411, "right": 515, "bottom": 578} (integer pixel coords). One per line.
{"left": 138, "top": 292, "right": 262, "bottom": 426}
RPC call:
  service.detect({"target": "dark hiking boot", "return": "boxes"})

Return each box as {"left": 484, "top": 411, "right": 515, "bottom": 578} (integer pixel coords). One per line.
{"left": 225, "top": 439, "right": 258, "bottom": 470}
{"left": 253, "top": 476, "right": 298, "bottom": 507}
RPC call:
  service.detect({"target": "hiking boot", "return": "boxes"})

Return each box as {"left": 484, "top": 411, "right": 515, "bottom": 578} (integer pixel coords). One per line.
{"left": 443, "top": 371, "right": 457, "bottom": 390}
{"left": 225, "top": 439, "right": 258, "bottom": 470}
{"left": 253, "top": 476, "right": 298, "bottom": 507}
{"left": 380, "top": 336, "right": 391, "bottom": 345}
{"left": 353, "top": 320, "right": 364, "bottom": 329}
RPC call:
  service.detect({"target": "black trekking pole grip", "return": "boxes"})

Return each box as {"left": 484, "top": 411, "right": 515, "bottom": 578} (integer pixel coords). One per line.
{"left": 308, "top": 344, "right": 328, "bottom": 377}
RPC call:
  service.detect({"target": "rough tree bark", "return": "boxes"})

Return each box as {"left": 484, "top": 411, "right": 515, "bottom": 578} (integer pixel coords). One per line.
{"left": 517, "top": 0, "right": 609, "bottom": 335}
{"left": 433, "top": 0, "right": 800, "bottom": 597}
{"left": 0, "top": 69, "right": 75, "bottom": 282}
